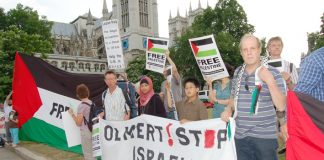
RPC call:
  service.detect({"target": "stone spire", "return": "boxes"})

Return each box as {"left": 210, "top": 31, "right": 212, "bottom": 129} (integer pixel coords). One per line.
{"left": 102, "top": 0, "right": 109, "bottom": 20}
{"left": 185, "top": 9, "right": 187, "bottom": 17}
{"left": 177, "top": 7, "right": 180, "bottom": 17}
{"left": 86, "top": 9, "right": 94, "bottom": 25}
{"left": 198, "top": 0, "right": 202, "bottom": 9}
{"left": 169, "top": 10, "right": 172, "bottom": 19}
{"left": 189, "top": 2, "right": 192, "bottom": 12}
{"left": 207, "top": 0, "right": 209, "bottom": 7}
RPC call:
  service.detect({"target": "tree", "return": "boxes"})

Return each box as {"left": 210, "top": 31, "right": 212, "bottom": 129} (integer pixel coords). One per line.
{"left": 2, "top": 4, "right": 53, "bottom": 40}
{"left": 126, "top": 53, "right": 165, "bottom": 92}
{"left": 307, "top": 13, "right": 324, "bottom": 53}
{"left": 0, "top": 4, "right": 53, "bottom": 100}
{"left": 170, "top": 0, "right": 255, "bottom": 86}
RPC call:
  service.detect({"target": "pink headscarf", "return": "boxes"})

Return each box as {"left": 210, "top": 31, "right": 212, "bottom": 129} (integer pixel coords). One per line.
{"left": 139, "top": 76, "right": 155, "bottom": 107}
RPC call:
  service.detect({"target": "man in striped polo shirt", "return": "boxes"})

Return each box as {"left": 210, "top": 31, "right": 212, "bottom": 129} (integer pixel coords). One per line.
{"left": 221, "top": 34, "right": 287, "bottom": 160}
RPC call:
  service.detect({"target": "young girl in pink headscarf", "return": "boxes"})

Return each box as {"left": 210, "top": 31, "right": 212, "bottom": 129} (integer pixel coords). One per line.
{"left": 138, "top": 76, "right": 166, "bottom": 118}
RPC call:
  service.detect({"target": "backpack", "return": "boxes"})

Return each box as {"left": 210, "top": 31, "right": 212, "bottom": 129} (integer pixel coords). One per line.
{"left": 81, "top": 102, "right": 104, "bottom": 132}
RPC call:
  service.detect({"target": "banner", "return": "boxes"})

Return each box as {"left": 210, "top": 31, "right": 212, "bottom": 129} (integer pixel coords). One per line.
{"left": 12, "top": 52, "right": 108, "bottom": 154}
{"left": 189, "top": 35, "right": 229, "bottom": 80}
{"left": 0, "top": 111, "right": 5, "bottom": 134}
{"left": 100, "top": 115, "right": 237, "bottom": 160}
{"left": 146, "top": 37, "right": 169, "bottom": 73}
{"left": 102, "top": 19, "right": 125, "bottom": 69}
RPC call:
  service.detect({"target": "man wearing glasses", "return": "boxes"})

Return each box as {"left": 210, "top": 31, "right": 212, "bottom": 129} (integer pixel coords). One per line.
{"left": 221, "top": 34, "right": 286, "bottom": 160}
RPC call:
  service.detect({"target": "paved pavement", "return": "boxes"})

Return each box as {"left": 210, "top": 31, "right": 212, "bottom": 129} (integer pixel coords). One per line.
{"left": 0, "top": 146, "right": 23, "bottom": 160}
{"left": 0, "top": 141, "right": 83, "bottom": 160}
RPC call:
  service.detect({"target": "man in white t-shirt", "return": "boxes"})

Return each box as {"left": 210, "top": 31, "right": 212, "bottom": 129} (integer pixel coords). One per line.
{"left": 102, "top": 70, "right": 130, "bottom": 121}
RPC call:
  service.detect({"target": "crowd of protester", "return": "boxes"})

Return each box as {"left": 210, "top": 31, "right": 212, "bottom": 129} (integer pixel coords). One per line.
{"left": 2, "top": 33, "right": 323, "bottom": 160}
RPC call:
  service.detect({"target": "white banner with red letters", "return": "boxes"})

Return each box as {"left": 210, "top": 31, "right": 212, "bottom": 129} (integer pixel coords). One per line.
{"left": 99, "top": 115, "right": 237, "bottom": 160}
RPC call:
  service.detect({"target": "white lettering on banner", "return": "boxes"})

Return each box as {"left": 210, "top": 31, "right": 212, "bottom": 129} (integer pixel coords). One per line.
{"left": 99, "top": 115, "right": 237, "bottom": 160}
{"left": 102, "top": 19, "right": 125, "bottom": 69}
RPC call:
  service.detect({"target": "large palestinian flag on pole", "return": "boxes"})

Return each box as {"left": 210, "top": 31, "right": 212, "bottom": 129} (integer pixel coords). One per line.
{"left": 286, "top": 91, "right": 324, "bottom": 160}
{"left": 12, "top": 52, "right": 106, "bottom": 154}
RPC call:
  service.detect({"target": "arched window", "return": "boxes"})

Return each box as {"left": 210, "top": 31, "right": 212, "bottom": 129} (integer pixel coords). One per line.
{"left": 85, "top": 63, "right": 91, "bottom": 71}
{"left": 69, "top": 62, "right": 75, "bottom": 71}
{"left": 94, "top": 64, "right": 99, "bottom": 72}
{"left": 100, "top": 64, "right": 106, "bottom": 72}
{"left": 61, "top": 61, "right": 68, "bottom": 70}
{"left": 79, "top": 63, "right": 84, "bottom": 70}
{"left": 51, "top": 61, "right": 58, "bottom": 67}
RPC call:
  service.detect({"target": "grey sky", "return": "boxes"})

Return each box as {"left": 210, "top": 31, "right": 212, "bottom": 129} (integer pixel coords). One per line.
{"left": 2, "top": 0, "right": 324, "bottom": 67}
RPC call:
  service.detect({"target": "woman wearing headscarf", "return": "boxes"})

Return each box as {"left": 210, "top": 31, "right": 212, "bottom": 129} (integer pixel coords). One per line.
{"left": 138, "top": 76, "right": 167, "bottom": 118}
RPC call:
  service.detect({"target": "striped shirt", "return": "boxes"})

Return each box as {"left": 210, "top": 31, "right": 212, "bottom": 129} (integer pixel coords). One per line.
{"left": 104, "top": 87, "right": 130, "bottom": 121}
{"left": 295, "top": 47, "right": 324, "bottom": 102}
{"left": 231, "top": 66, "right": 286, "bottom": 139}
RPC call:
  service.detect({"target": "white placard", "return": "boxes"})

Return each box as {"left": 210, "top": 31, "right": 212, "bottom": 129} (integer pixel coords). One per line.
{"left": 267, "top": 59, "right": 284, "bottom": 72}
{"left": 102, "top": 19, "right": 125, "bottom": 69}
{"left": 92, "top": 122, "right": 102, "bottom": 157}
{"left": 145, "top": 37, "right": 169, "bottom": 73}
{"left": 62, "top": 112, "right": 81, "bottom": 147}
{"left": 189, "top": 35, "right": 229, "bottom": 81}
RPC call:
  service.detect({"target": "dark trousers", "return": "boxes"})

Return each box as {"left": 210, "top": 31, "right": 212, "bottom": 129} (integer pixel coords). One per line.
{"left": 235, "top": 137, "right": 278, "bottom": 160}
{"left": 5, "top": 122, "right": 12, "bottom": 143}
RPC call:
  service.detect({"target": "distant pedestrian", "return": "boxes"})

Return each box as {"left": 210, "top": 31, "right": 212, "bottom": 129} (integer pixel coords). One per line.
{"left": 8, "top": 110, "right": 18, "bottom": 147}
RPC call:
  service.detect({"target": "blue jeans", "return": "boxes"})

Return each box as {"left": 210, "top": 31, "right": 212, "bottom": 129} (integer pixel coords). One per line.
{"left": 235, "top": 137, "right": 278, "bottom": 160}
{"left": 9, "top": 128, "right": 19, "bottom": 145}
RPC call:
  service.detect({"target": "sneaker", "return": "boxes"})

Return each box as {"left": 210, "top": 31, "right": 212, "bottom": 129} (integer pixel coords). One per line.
{"left": 278, "top": 147, "right": 286, "bottom": 154}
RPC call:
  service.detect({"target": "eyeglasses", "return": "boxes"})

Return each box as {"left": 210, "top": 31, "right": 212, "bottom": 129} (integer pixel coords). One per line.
{"left": 244, "top": 75, "right": 249, "bottom": 91}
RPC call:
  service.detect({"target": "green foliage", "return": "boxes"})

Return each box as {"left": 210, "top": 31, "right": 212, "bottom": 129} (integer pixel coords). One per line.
{"left": 170, "top": 0, "right": 255, "bottom": 86}
{"left": 1, "top": 4, "right": 53, "bottom": 40}
{"left": 0, "top": 4, "right": 53, "bottom": 101}
{"left": 307, "top": 13, "right": 324, "bottom": 53}
{"left": 126, "top": 53, "right": 165, "bottom": 93}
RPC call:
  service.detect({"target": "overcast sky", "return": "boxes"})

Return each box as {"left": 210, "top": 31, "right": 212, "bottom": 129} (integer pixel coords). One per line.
{"left": 2, "top": 0, "right": 324, "bottom": 67}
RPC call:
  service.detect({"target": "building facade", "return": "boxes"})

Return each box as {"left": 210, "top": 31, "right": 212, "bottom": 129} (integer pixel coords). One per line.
{"left": 47, "top": 0, "right": 159, "bottom": 73}
{"left": 168, "top": 0, "right": 205, "bottom": 46}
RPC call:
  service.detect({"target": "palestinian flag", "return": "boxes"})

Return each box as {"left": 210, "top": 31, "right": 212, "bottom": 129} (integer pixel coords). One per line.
{"left": 190, "top": 37, "right": 218, "bottom": 58}
{"left": 12, "top": 52, "right": 106, "bottom": 154}
{"left": 286, "top": 91, "right": 324, "bottom": 160}
{"left": 147, "top": 38, "right": 168, "bottom": 54}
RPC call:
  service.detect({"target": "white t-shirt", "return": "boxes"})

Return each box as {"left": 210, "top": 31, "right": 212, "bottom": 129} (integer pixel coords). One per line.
{"left": 104, "top": 87, "right": 130, "bottom": 121}
{"left": 4, "top": 100, "right": 13, "bottom": 122}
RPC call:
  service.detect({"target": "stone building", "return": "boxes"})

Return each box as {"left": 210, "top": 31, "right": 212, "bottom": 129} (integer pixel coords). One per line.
{"left": 168, "top": 0, "right": 206, "bottom": 46}
{"left": 46, "top": 0, "right": 159, "bottom": 74}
